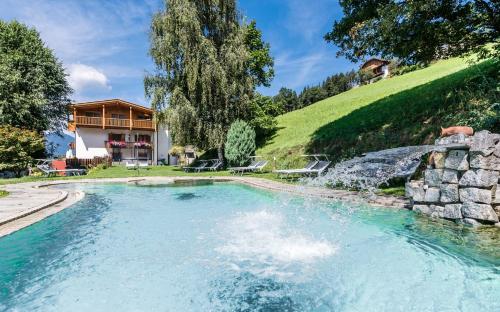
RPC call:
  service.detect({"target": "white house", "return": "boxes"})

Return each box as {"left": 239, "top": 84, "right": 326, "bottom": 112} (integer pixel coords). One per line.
{"left": 68, "top": 99, "right": 171, "bottom": 165}
{"left": 360, "top": 58, "right": 391, "bottom": 83}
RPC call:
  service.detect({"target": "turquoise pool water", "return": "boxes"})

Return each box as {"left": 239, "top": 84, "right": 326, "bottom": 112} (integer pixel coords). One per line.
{"left": 0, "top": 182, "right": 499, "bottom": 311}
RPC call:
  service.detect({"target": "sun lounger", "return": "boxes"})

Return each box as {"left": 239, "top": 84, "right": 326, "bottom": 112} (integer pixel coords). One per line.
{"left": 126, "top": 161, "right": 137, "bottom": 170}
{"left": 138, "top": 161, "right": 151, "bottom": 169}
{"left": 298, "top": 160, "right": 331, "bottom": 176}
{"left": 274, "top": 156, "right": 331, "bottom": 178}
{"left": 183, "top": 161, "right": 208, "bottom": 172}
{"left": 36, "top": 160, "right": 86, "bottom": 177}
{"left": 229, "top": 160, "right": 268, "bottom": 175}
{"left": 274, "top": 160, "right": 318, "bottom": 176}
{"left": 197, "top": 159, "right": 222, "bottom": 172}
{"left": 229, "top": 160, "right": 259, "bottom": 174}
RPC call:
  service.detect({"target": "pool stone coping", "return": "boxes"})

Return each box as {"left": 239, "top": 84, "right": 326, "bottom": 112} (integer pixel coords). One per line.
{"left": 0, "top": 176, "right": 408, "bottom": 237}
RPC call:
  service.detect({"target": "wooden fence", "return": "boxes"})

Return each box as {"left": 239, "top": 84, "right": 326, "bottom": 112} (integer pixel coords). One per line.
{"left": 66, "top": 157, "right": 112, "bottom": 169}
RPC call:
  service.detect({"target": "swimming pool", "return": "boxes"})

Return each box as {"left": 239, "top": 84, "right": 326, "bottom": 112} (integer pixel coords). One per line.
{"left": 0, "top": 182, "right": 499, "bottom": 311}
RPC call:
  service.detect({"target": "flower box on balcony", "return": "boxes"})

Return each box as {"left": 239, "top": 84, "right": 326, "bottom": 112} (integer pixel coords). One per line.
{"left": 109, "top": 140, "right": 127, "bottom": 148}
{"left": 134, "top": 141, "right": 152, "bottom": 148}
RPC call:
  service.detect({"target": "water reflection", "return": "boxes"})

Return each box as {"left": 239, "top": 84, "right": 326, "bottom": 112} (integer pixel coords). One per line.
{"left": 174, "top": 192, "right": 200, "bottom": 200}
{"left": 0, "top": 194, "right": 111, "bottom": 308}
{"left": 210, "top": 272, "right": 302, "bottom": 312}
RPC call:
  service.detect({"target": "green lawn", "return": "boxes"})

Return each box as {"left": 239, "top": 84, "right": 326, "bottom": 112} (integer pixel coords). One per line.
{"left": 257, "top": 56, "right": 496, "bottom": 167}
{"left": 0, "top": 165, "right": 282, "bottom": 186}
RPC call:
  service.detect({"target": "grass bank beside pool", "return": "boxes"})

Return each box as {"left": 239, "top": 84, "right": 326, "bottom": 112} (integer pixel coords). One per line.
{"left": 0, "top": 165, "right": 282, "bottom": 186}
{"left": 257, "top": 56, "right": 496, "bottom": 167}
{"left": 0, "top": 190, "right": 8, "bottom": 198}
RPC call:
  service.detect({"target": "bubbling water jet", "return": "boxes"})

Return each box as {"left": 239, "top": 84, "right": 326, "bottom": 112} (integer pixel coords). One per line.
{"left": 306, "top": 145, "right": 436, "bottom": 193}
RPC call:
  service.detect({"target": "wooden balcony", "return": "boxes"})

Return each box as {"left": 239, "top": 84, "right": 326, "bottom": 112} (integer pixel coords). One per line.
{"left": 72, "top": 116, "right": 154, "bottom": 130}
{"left": 105, "top": 141, "right": 152, "bottom": 149}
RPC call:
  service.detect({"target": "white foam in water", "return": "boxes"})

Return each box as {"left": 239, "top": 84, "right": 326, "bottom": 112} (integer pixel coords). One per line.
{"left": 216, "top": 210, "right": 336, "bottom": 269}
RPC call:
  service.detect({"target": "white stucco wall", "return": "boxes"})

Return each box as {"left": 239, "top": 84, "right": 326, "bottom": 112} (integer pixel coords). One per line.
{"left": 153, "top": 124, "right": 172, "bottom": 164}
{"left": 75, "top": 128, "right": 109, "bottom": 159}
{"left": 75, "top": 128, "right": 161, "bottom": 160}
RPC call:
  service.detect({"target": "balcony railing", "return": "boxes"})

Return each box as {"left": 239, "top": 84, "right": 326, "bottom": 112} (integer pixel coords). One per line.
{"left": 76, "top": 116, "right": 102, "bottom": 126}
{"left": 133, "top": 119, "right": 153, "bottom": 129}
{"left": 106, "top": 118, "right": 129, "bottom": 128}
{"left": 74, "top": 116, "right": 154, "bottom": 130}
{"left": 105, "top": 141, "right": 152, "bottom": 149}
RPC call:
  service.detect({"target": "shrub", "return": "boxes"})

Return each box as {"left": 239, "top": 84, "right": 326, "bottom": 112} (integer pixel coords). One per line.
{"left": 225, "top": 120, "right": 256, "bottom": 166}
{"left": 0, "top": 125, "right": 45, "bottom": 176}
{"left": 168, "top": 145, "right": 185, "bottom": 157}
{"left": 88, "top": 163, "right": 108, "bottom": 175}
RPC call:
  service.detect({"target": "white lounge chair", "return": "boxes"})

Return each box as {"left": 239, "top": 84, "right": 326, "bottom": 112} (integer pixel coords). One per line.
{"left": 195, "top": 159, "right": 222, "bottom": 172}
{"left": 183, "top": 160, "right": 208, "bottom": 172}
{"left": 36, "top": 159, "right": 86, "bottom": 177}
{"left": 138, "top": 161, "right": 151, "bottom": 169}
{"left": 229, "top": 160, "right": 268, "bottom": 175}
{"left": 274, "top": 155, "right": 331, "bottom": 179}
{"left": 125, "top": 160, "right": 137, "bottom": 170}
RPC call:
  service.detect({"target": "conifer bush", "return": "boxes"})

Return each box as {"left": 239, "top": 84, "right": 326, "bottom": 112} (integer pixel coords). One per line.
{"left": 225, "top": 120, "right": 256, "bottom": 166}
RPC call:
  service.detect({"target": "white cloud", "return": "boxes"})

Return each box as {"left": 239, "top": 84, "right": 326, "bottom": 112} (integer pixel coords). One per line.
{"left": 285, "top": 0, "right": 335, "bottom": 42}
{"left": 0, "top": 0, "right": 161, "bottom": 63}
{"left": 67, "top": 64, "right": 111, "bottom": 93}
{"left": 274, "top": 52, "right": 328, "bottom": 89}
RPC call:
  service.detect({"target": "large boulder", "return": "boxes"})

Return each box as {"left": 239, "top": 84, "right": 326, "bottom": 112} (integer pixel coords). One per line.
{"left": 459, "top": 169, "right": 498, "bottom": 188}
{"left": 463, "top": 218, "right": 483, "bottom": 227}
{"left": 424, "top": 169, "right": 444, "bottom": 187}
{"left": 459, "top": 188, "right": 493, "bottom": 204}
{"left": 424, "top": 187, "right": 440, "bottom": 203}
{"left": 494, "top": 186, "right": 500, "bottom": 204}
{"left": 413, "top": 204, "right": 431, "bottom": 215}
{"left": 440, "top": 184, "right": 459, "bottom": 203}
{"left": 442, "top": 169, "right": 459, "bottom": 184}
{"left": 414, "top": 204, "right": 462, "bottom": 219}
{"left": 435, "top": 133, "right": 471, "bottom": 146}
{"left": 494, "top": 142, "right": 500, "bottom": 158}
{"left": 469, "top": 130, "right": 500, "bottom": 156}
{"left": 493, "top": 205, "right": 500, "bottom": 216}
{"left": 445, "top": 150, "right": 469, "bottom": 171}
{"left": 433, "top": 152, "right": 446, "bottom": 169}
{"left": 469, "top": 153, "right": 500, "bottom": 170}
{"left": 461, "top": 202, "right": 499, "bottom": 223}
{"left": 405, "top": 181, "right": 425, "bottom": 202}
{"left": 443, "top": 204, "right": 463, "bottom": 219}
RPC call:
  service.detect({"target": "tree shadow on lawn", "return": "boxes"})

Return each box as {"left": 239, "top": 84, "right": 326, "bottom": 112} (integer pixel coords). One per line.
{"left": 255, "top": 126, "right": 285, "bottom": 149}
{"left": 306, "top": 61, "right": 497, "bottom": 162}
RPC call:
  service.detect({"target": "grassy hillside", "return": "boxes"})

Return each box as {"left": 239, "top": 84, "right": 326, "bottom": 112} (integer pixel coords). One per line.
{"left": 258, "top": 57, "right": 499, "bottom": 167}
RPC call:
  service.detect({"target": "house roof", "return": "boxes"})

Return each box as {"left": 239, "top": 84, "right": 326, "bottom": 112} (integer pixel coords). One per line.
{"left": 360, "top": 58, "right": 390, "bottom": 70}
{"left": 70, "top": 99, "right": 153, "bottom": 114}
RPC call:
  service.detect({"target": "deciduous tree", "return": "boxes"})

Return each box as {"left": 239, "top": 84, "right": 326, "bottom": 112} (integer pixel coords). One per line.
{"left": 0, "top": 126, "right": 45, "bottom": 176}
{"left": 244, "top": 21, "right": 274, "bottom": 87}
{"left": 273, "top": 88, "right": 299, "bottom": 113}
{"left": 0, "top": 21, "right": 71, "bottom": 132}
{"left": 324, "top": 0, "right": 499, "bottom": 64}
{"left": 145, "top": 0, "right": 273, "bottom": 163}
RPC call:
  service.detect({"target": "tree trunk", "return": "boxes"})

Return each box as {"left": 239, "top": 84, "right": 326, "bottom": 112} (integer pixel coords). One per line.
{"left": 217, "top": 145, "right": 225, "bottom": 167}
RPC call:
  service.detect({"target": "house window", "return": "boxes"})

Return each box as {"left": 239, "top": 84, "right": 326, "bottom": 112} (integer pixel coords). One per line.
{"left": 109, "top": 133, "right": 125, "bottom": 141}
{"left": 111, "top": 113, "right": 127, "bottom": 119}
{"left": 137, "top": 114, "right": 151, "bottom": 120}
{"left": 112, "top": 148, "right": 122, "bottom": 161}
{"left": 138, "top": 149, "right": 149, "bottom": 159}
{"left": 85, "top": 111, "right": 101, "bottom": 117}
{"left": 135, "top": 134, "right": 151, "bottom": 142}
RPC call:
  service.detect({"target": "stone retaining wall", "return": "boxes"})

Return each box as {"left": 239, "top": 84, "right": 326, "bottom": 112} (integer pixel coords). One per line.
{"left": 406, "top": 130, "right": 500, "bottom": 227}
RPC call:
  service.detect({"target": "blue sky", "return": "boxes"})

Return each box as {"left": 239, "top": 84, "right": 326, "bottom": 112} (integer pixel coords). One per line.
{"left": 0, "top": 0, "right": 355, "bottom": 106}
